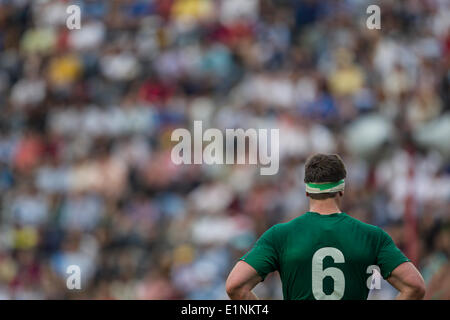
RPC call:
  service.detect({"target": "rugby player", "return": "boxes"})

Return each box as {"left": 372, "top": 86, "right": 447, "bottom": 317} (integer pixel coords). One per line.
{"left": 226, "top": 154, "right": 425, "bottom": 300}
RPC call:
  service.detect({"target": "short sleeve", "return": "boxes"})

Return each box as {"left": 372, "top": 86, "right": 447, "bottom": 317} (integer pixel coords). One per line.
{"left": 239, "top": 225, "right": 279, "bottom": 281}
{"left": 376, "top": 229, "right": 410, "bottom": 279}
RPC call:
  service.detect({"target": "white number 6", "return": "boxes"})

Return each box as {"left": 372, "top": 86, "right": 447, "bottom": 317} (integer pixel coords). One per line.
{"left": 312, "top": 247, "right": 345, "bottom": 300}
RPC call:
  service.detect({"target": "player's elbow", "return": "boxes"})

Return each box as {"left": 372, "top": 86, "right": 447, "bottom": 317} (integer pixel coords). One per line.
{"left": 391, "top": 262, "right": 427, "bottom": 300}
{"left": 409, "top": 281, "right": 426, "bottom": 299}
{"left": 226, "top": 278, "right": 248, "bottom": 300}
{"left": 225, "top": 280, "right": 242, "bottom": 299}
{"left": 403, "top": 278, "right": 426, "bottom": 299}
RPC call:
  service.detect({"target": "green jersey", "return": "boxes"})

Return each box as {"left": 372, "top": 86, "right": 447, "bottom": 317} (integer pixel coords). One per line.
{"left": 240, "top": 211, "right": 410, "bottom": 300}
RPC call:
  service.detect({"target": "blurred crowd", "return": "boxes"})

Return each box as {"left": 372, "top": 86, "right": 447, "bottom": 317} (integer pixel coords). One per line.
{"left": 0, "top": 0, "right": 449, "bottom": 299}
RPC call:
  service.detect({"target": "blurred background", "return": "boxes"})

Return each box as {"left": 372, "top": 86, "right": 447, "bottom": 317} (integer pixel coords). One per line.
{"left": 0, "top": 0, "right": 449, "bottom": 300}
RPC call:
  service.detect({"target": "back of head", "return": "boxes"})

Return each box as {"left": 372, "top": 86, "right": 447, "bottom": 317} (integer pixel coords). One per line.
{"left": 304, "top": 153, "right": 347, "bottom": 200}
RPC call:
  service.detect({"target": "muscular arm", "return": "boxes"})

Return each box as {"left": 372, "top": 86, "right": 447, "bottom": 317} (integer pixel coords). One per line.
{"left": 226, "top": 261, "right": 263, "bottom": 300}
{"left": 387, "top": 262, "right": 426, "bottom": 300}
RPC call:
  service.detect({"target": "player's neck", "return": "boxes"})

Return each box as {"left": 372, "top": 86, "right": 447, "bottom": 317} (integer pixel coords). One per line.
{"left": 309, "top": 199, "right": 342, "bottom": 215}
